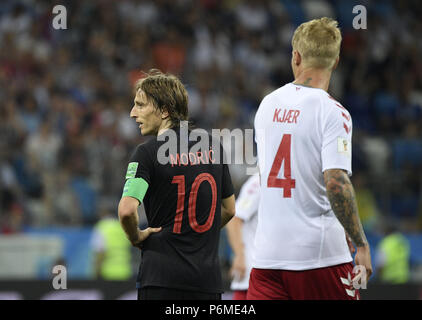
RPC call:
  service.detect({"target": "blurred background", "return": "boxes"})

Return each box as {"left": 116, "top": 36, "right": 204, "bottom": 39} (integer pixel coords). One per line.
{"left": 0, "top": 0, "right": 422, "bottom": 299}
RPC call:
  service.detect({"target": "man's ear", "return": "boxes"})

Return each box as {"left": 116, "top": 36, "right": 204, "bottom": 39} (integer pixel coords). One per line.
{"left": 161, "top": 109, "right": 169, "bottom": 119}
{"left": 293, "top": 50, "right": 301, "bottom": 66}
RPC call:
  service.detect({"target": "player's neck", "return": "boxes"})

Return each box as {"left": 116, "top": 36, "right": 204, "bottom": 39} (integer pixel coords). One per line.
{"left": 293, "top": 68, "right": 332, "bottom": 92}
{"left": 157, "top": 119, "right": 174, "bottom": 136}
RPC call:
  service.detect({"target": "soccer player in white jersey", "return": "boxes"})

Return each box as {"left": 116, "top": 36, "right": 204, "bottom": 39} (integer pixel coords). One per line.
{"left": 248, "top": 18, "right": 372, "bottom": 300}
{"left": 227, "top": 174, "right": 260, "bottom": 300}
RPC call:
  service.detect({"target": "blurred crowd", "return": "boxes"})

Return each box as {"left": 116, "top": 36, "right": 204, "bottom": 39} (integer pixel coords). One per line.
{"left": 1, "top": 0, "right": 422, "bottom": 233}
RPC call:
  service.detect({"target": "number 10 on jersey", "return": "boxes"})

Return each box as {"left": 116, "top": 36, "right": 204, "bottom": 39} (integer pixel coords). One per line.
{"left": 267, "top": 134, "right": 296, "bottom": 198}
{"left": 172, "top": 173, "right": 217, "bottom": 234}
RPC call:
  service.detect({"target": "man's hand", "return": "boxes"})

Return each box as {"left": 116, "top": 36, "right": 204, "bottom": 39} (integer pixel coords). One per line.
{"left": 119, "top": 197, "right": 161, "bottom": 249}
{"left": 230, "top": 253, "right": 246, "bottom": 281}
{"left": 130, "top": 227, "right": 162, "bottom": 249}
{"left": 353, "top": 245, "right": 373, "bottom": 284}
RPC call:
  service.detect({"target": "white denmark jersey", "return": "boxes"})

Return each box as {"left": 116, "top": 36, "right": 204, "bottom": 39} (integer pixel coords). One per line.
{"left": 253, "top": 83, "right": 353, "bottom": 270}
{"left": 230, "top": 174, "right": 260, "bottom": 291}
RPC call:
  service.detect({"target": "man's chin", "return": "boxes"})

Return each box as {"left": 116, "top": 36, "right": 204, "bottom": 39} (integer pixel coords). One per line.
{"left": 140, "top": 128, "right": 151, "bottom": 136}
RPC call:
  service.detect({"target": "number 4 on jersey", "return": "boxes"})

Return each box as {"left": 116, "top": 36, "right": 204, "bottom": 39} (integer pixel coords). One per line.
{"left": 267, "top": 134, "right": 296, "bottom": 198}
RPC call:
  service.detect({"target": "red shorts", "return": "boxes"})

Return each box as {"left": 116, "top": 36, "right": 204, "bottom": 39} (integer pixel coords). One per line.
{"left": 247, "top": 262, "right": 360, "bottom": 300}
{"left": 232, "top": 290, "right": 248, "bottom": 300}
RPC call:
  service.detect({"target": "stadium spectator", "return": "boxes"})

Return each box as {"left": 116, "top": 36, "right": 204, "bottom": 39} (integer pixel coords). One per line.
{"left": 375, "top": 224, "right": 411, "bottom": 284}
{"left": 91, "top": 208, "right": 132, "bottom": 280}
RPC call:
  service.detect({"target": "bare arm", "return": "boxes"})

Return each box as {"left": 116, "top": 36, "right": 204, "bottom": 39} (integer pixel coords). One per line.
{"left": 226, "top": 217, "right": 244, "bottom": 256}
{"left": 118, "top": 196, "right": 141, "bottom": 243}
{"left": 226, "top": 216, "right": 246, "bottom": 279}
{"left": 324, "top": 169, "right": 367, "bottom": 247}
{"left": 221, "top": 194, "right": 236, "bottom": 228}
{"left": 324, "top": 169, "right": 373, "bottom": 280}
{"left": 118, "top": 196, "right": 161, "bottom": 248}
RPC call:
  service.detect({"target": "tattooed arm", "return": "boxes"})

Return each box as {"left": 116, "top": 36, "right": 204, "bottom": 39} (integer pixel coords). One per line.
{"left": 324, "top": 169, "right": 372, "bottom": 280}
{"left": 323, "top": 169, "right": 367, "bottom": 247}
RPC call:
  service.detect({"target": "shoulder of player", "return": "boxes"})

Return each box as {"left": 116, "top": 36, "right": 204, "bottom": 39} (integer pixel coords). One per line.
{"left": 141, "top": 137, "right": 160, "bottom": 149}
{"left": 322, "top": 93, "right": 351, "bottom": 116}
{"left": 255, "top": 84, "right": 290, "bottom": 122}
{"left": 319, "top": 94, "right": 353, "bottom": 136}
{"left": 261, "top": 83, "right": 291, "bottom": 102}
{"left": 132, "top": 138, "right": 157, "bottom": 158}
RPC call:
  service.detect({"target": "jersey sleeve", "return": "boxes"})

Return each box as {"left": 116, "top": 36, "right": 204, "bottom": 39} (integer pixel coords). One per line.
{"left": 122, "top": 143, "right": 154, "bottom": 203}
{"left": 321, "top": 103, "right": 353, "bottom": 176}
{"left": 126, "top": 144, "right": 154, "bottom": 184}
{"left": 235, "top": 176, "right": 260, "bottom": 222}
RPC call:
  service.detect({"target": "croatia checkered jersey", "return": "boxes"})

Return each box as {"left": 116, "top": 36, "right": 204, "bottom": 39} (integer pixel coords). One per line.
{"left": 253, "top": 83, "right": 353, "bottom": 271}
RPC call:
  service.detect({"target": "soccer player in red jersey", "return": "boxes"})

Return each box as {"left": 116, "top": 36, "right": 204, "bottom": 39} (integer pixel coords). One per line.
{"left": 248, "top": 18, "right": 372, "bottom": 300}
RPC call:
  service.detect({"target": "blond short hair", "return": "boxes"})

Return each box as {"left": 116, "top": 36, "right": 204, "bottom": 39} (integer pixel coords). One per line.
{"left": 292, "top": 17, "right": 342, "bottom": 69}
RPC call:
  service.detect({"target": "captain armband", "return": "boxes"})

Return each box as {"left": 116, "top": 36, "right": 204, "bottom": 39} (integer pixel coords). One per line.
{"left": 121, "top": 178, "right": 149, "bottom": 203}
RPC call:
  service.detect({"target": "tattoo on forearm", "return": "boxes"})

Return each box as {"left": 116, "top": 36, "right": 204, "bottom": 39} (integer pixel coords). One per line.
{"left": 324, "top": 170, "right": 368, "bottom": 247}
